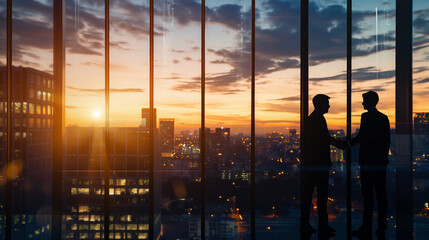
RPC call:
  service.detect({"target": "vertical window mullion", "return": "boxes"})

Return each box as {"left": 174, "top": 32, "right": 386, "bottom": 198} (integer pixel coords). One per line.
{"left": 346, "top": 0, "right": 352, "bottom": 239}
{"left": 52, "top": 0, "right": 65, "bottom": 239}
{"left": 6, "top": 0, "right": 12, "bottom": 238}
{"left": 251, "top": 0, "right": 256, "bottom": 239}
{"left": 300, "top": 1, "right": 309, "bottom": 166}
{"left": 149, "top": 0, "right": 155, "bottom": 239}
{"left": 395, "top": 0, "right": 413, "bottom": 238}
{"left": 104, "top": 0, "right": 110, "bottom": 239}
{"left": 200, "top": 0, "right": 206, "bottom": 239}
{"left": 300, "top": 2, "right": 309, "bottom": 239}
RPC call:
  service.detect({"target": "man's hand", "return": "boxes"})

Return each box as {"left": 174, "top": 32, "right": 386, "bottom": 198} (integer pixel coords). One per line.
{"left": 339, "top": 140, "right": 347, "bottom": 150}
{"left": 330, "top": 137, "right": 347, "bottom": 149}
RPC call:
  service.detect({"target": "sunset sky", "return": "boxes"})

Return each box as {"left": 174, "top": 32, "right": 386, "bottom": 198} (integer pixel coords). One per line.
{"left": 1, "top": 0, "right": 429, "bottom": 134}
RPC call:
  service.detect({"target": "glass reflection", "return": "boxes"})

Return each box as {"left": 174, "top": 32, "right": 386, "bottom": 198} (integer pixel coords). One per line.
{"left": 413, "top": 0, "right": 429, "bottom": 238}
{"left": 154, "top": 0, "right": 201, "bottom": 239}
{"left": 255, "top": 0, "right": 301, "bottom": 238}
{"left": 10, "top": 0, "right": 54, "bottom": 238}
{"left": 64, "top": 0, "right": 106, "bottom": 239}
{"left": 0, "top": 0, "right": 423, "bottom": 239}
{"left": 308, "top": 0, "right": 347, "bottom": 238}
{"left": 205, "top": 0, "right": 252, "bottom": 239}
{"left": 109, "top": 0, "right": 151, "bottom": 239}
{"left": 352, "top": 0, "right": 396, "bottom": 239}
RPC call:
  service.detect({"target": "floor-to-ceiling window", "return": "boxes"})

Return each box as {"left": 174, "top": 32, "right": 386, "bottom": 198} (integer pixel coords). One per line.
{"left": 309, "top": 0, "right": 347, "bottom": 238}
{"left": 63, "top": 0, "right": 107, "bottom": 239}
{"left": 8, "top": 0, "right": 54, "bottom": 238}
{"left": 413, "top": 0, "right": 429, "bottom": 238}
{"left": 109, "top": 1, "right": 150, "bottom": 239}
{"left": 154, "top": 0, "right": 202, "bottom": 238}
{"left": 0, "top": 0, "right": 423, "bottom": 239}
{"left": 205, "top": 1, "right": 252, "bottom": 238}
{"left": 351, "top": 0, "right": 397, "bottom": 239}
{"left": 255, "top": 0, "right": 301, "bottom": 238}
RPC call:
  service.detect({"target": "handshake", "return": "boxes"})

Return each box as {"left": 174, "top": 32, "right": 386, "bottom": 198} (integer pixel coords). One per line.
{"left": 330, "top": 137, "right": 352, "bottom": 150}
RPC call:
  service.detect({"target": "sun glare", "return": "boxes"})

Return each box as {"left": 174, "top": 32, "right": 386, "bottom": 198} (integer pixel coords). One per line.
{"left": 93, "top": 110, "right": 101, "bottom": 119}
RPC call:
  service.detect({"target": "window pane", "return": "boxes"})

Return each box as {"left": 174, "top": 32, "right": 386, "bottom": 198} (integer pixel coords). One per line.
{"left": 413, "top": 0, "right": 429, "bottom": 238}
{"left": 308, "top": 0, "right": 347, "bottom": 238}
{"left": 205, "top": 0, "right": 251, "bottom": 238}
{"left": 352, "top": 0, "right": 396, "bottom": 238}
{"left": 255, "top": 0, "right": 301, "bottom": 238}
{"left": 109, "top": 0, "right": 150, "bottom": 239}
{"left": 64, "top": 0, "right": 106, "bottom": 239}
{"left": 10, "top": 0, "right": 54, "bottom": 238}
{"left": 154, "top": 0, "right": 201, "bottom": 238}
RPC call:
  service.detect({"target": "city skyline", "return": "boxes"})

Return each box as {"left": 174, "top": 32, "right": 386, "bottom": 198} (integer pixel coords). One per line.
{"left": 1, "top": 0, "right": 427, "bottom": 239}
{"left": 4, "top": 0, "right": 429, "bottom": 133}
{"left": 0, "top": 66, "right": 428, "bottom": 239}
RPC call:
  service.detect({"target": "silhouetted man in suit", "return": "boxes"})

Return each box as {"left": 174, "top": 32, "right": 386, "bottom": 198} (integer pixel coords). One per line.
{"left": 350, "top": 91, "right": 390, "bottom": 239}
{"left": 300, "top": 94, "right": 345, "bottom": 238}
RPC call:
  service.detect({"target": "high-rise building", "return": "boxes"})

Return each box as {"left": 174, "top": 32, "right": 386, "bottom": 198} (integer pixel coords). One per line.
{"left": 159, "top": 118, "right": 174, "bottom": 156}
{"left": 288, "top": 129, "right": 299, "bottom": 146}
{"left": 62, "top": 107, "right": 161, "bottom": 239}
{"left": 329, "top": 130, "right": 345, "bottom": 162}
{"left": 140, "top": 108, "right": 156, "bottom": 129}
{"left": 207, "top": 128, "right": 231, "bottom": 171}
{"left": 414, "top": 113, "right": 429, "bottom": 158}
{"left": 0, "top": 66, "right": 53, "bottom": 239}
{"left": 159, "top": 118, "right": 176, "bottom": 175}
{"left": 414, "top": 113, "right": 429, "bottom": 135}
{"left": 63, "top": 126, "right": 151, "bottom": 239}
{"left": 214, "top": 127, "right": 230, "bottom": 147}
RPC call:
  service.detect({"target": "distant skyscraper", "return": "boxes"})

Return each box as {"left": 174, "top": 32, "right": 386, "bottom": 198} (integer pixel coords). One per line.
{"left": 214, "top": 127, "right": 230, "bottom": 146}
{"left": 414, "top": 113, "right": 429, "bottom": 157}
{"left": 159, "top": 118, "right": 174, "bottom": 156}
{"left": 414, "top": 113, "right": 429, "bottom": 135}
{"left": 288, "top": 129, "right": 299, "bottom": 145}
{"left": 141, "top": 108, "right": 157, "bottom": 129}
{"left": 329, "top": 130, "right": 345, "bottom": 162}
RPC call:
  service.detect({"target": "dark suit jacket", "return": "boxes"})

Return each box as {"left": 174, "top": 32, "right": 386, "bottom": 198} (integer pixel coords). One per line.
{"left": 302, "top": 112, "right": 342, "bottom": 167}
{"left": 350, "top": 108, "right": 391, "bottom": 165}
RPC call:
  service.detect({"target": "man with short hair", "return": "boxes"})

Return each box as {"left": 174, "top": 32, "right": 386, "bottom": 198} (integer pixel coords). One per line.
{"left": 300, "top": 94, "right": 345, "bottom": 238}
{"left": 350, "top": 91, "right": 390, "bottom": 239}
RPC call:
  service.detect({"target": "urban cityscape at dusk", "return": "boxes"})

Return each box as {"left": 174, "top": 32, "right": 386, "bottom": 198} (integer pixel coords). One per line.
{"left": 0, "top": 0, "right": 429, "bottom": 239}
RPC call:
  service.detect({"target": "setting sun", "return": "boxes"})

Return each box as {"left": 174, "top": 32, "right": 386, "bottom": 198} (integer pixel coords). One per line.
{"left": 92, "top": 110, "right": 101, "bottom": 119}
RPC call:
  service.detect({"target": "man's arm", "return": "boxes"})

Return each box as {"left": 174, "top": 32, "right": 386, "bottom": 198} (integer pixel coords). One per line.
{"left": 330, "top": 136, "right": 346, "bottom": 149}
{"left": 349, "top": 114, "right": 365, "bottom": 146}
{"left": 383, "top": 116, "right": 391, "bottom": 155}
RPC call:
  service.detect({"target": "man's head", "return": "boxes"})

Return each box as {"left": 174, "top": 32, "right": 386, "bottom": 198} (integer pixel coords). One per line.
{"left": 362, "top": 91, "right": 379, "bottom": 110}
{"left": 312, "top": 94, "right": 330, "bottom": 114}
